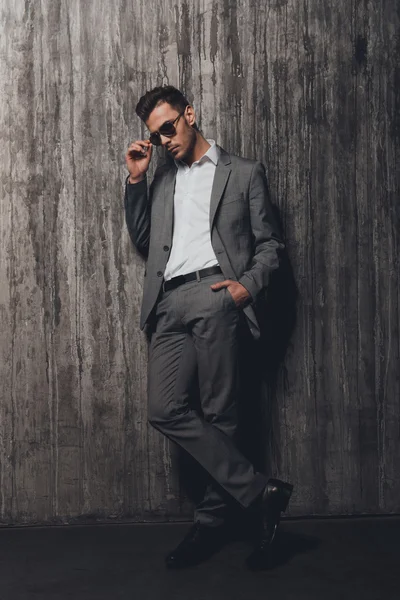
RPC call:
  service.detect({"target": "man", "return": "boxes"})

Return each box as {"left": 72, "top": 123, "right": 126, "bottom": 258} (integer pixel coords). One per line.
{"left": 124, "top": 85, "right": 293, "bottom": 570}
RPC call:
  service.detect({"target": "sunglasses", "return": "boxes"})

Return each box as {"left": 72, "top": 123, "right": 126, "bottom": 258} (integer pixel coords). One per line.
{"left": 148, "top": 110, "right": 185, "bottom": 146}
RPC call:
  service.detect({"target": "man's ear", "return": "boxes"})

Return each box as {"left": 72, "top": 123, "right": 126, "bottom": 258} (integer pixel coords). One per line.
{"left": 185, "top": 104, "right": 196, "bottom": 127}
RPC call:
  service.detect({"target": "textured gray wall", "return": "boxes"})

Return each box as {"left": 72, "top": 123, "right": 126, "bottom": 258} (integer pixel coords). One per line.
{"left": 0, "top": 0, "right": 399, "bottom": 525}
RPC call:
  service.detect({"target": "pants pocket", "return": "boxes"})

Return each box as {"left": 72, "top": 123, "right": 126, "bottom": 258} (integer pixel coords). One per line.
{"left": 225, "top": 287, "right": 238, "bottom": 310}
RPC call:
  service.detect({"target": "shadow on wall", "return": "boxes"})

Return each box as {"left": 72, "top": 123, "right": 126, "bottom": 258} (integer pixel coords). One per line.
{"left": 236, "top": 204, "right": 298, "bottom": 478}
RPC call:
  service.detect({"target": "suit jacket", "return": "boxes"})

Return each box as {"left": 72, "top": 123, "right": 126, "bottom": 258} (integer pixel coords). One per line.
{"left": 124, "top": 145, "right": 285, "bottom": 340}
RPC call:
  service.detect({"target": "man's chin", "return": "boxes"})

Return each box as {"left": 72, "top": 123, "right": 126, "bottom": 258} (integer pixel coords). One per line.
{"left": 169, "top": 147, "right": 187, "bottom": 162}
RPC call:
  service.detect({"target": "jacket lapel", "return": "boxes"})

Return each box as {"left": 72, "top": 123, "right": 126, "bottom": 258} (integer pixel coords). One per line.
{"left": 209, "top": 147, "right": 232, "bottom": 230}
{"left": 163, "top": 164, "right": 177, "bottom": 246}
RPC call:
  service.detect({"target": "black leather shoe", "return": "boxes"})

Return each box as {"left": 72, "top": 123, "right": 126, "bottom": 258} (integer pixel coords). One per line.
{"left": 246, "top": 478, "right": 293, "bottom": 571}
{"left": 165, "top": 521, "right": 226, "bottom": 568}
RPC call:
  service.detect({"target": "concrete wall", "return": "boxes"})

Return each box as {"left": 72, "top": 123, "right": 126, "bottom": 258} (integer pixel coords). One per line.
{"left": 0, "top": 0, "right": 399, "bottom": 524}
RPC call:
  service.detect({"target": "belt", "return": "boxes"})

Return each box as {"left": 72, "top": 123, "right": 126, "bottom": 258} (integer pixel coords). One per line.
{"left": 162, "top": 266, "right": 222, "bottom": 292}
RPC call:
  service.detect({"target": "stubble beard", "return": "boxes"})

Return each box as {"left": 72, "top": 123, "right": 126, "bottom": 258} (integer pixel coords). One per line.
{"left": 178, "top": 127, "right": 198, "bottom": 164}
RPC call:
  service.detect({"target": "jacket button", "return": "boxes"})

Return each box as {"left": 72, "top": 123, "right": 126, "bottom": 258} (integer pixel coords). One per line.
{"left": 157, "top": 271, "right": 163, "bottom": 277}
{"left": 163, "top": 245, "right": 169, "bottom": 251}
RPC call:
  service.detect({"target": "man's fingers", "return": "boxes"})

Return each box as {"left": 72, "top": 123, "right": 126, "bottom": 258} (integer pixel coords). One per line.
{"left": 129, "top": 139, "right": 151, "bottom": 147}
{"left": 210, "top": 280, "right": 231, "bottom": 290}
{"left": 128, "top": 140, "right": 151, "bottom": 153}
{"left": 139, "top": 140, "right": 151, "bottom": 148}
{"left": 129, "top": 143, "right": 148, "bottom": 153}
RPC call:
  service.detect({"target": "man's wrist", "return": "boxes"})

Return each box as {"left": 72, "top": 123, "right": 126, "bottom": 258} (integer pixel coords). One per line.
{"left": 238, "top": 277, "right": 255, "bottom": 302}
{"left": 127, "top": 174, "right": 146, "bottom": 185}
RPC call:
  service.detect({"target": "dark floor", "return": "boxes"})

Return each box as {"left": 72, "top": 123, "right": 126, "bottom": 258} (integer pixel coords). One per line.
{"left": 0, "top": 516, "right": 398, "bottom": 600}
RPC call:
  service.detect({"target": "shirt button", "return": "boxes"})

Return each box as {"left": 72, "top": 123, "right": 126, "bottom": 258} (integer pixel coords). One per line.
{"left": 157, "top": 271, "right": 163, "bottom": 277}
{"left": 163, "top": 245, "right": 169, "bottom": 251}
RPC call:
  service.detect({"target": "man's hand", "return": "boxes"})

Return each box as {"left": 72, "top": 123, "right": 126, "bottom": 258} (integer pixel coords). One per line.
{"left": 125, "top": 140, "right": 153, "bottom": 183}
{"left": 210, "top": 279, "right": 252, "bottom": 308}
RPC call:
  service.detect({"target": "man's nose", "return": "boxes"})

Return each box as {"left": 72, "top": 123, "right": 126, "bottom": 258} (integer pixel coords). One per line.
{"left": 160, "top": 134, "right": 170, "bottom": 147}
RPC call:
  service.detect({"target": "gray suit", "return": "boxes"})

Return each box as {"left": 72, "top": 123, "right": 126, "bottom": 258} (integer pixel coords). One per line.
{"left": 124, "top": 146, "right": 284, "bottom": 524}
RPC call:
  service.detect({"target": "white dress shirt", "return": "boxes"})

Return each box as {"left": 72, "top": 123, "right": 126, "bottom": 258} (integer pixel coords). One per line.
{"left": 163, "top": 139, "right": 220, "bottom": 281}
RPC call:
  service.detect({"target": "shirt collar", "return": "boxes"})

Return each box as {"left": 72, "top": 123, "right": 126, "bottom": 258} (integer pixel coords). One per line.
{"left": 174, "top": 139, "right": 220, "bottom": 169}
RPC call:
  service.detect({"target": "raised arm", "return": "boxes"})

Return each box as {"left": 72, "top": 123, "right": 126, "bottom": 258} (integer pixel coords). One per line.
{"left": 124, "top": 139, "right": 153, "bottom": 258}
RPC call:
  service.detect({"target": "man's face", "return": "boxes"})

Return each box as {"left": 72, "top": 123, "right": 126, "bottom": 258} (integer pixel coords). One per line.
{"left": 146, "top": 102, "right": 196, "bottom": 162}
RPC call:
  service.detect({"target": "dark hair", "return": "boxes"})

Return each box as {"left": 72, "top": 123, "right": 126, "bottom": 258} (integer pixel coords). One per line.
{"left": 135, "top": 85, "right": 199, "bottom": 130}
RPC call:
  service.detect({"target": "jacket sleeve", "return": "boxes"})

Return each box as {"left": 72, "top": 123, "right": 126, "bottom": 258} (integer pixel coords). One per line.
{"left": 124, "top": 175, "right": 150, "bottom": 259}
{"left": 238, "top": 161, "right": 285, "bottom": 299}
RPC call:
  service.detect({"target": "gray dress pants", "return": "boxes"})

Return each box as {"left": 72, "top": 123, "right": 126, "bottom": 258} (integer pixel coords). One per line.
{"left": 147, "top": 272, "right": 267, "bottom": 526}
